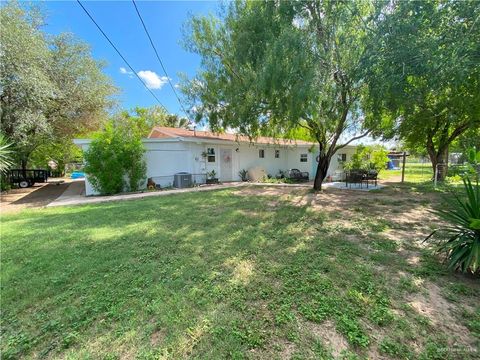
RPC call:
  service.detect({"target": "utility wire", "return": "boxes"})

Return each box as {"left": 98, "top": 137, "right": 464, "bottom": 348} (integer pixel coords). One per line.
{"left": 76, "top": 0, "right": 169, "bottom": 112}
{"left": 131, "top": 0, "right": 190, "bottom": 118}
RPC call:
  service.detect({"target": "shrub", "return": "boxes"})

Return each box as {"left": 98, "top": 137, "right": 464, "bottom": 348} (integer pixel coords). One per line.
{"left": 238, "top": 169, "right": 248, "bottom": 181}
{"left": 1, "top": 134, "right": 14, "bottom": 191}
{"left": 425, "top": 147, "right": 480, "bottom": 274}
{"left": 448, "top": 164, "right": 475, "bottom": 178}
{"left": 344, "top": 145, "right": 389, "bottom": 172}
{"left": 0, "top": 133, "right": 14, "bottom": 173}
{"left": 425, "top": 177, "right": 480, "bottom": 274}
{"left": 84, "top": 121, "right": 146, "bottom": 195}
{"left": 207, "top": 170, "right": 217, "bottom": 179}
{"left": 1, "top": 175, "right": 11, "bottom": 192}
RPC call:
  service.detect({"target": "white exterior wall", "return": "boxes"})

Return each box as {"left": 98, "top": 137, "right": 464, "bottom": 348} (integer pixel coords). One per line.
{"left": 311, "top": 146, "right": 357, "bottom": 180}
{"left": 285, "top": 147, "right": 313, "bottom": 179}
{"left": 74, "top": 142, "right": 98, "bottom": 196}
{"left": 75, "top": 138, "right": 356, "bottom": 196}
{"left": 175, "top": 142, "right": 312, "bottom": 181}
{"left": 144, "top": 141, "right": 191, "bottom": 187}
{"left": 237, "top": 144, "right": 289, "bottom": 179}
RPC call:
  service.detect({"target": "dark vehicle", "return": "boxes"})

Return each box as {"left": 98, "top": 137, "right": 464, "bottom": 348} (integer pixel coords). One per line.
{"left": 8, "top": 169, "right": 49, "bottom": 188}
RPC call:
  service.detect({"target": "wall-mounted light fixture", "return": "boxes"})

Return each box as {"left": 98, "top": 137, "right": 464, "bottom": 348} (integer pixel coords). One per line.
{"left": 235, "top": 148, "right": 239, "bottom": 152}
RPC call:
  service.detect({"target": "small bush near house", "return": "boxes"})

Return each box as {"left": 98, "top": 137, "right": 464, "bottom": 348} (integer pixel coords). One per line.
{"left": 239, "top": 169, "right": 248, "bottom": 181}
{"left": 344, "top": 145, "right": 389, "bottom": 172}
{"left": 259, "top": 176, "right": 295, "bottom": 184}
{"left": 84, "top": 121, "right": 146, "bottom": 195}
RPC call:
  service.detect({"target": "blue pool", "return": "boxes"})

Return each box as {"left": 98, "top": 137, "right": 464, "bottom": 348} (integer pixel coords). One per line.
{"left": 70, "top": 171, "right": 85, "bottom": 179}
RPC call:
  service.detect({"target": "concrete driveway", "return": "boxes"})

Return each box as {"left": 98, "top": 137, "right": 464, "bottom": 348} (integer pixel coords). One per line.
{"left": 1, "top": 180, "right": 85, "bottom": 214}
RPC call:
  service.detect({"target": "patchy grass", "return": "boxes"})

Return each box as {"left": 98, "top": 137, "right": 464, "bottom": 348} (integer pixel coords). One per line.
{"left": 1, "top": 185, "right": 479, "bottom": 359}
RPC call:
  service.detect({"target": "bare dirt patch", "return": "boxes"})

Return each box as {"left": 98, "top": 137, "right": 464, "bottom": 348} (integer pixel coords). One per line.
{"left": 150, "top": 328, "right": 166, "bottom": 346}
{"left": 408, "top": 282, "right": 475, "bottom": 347}
{"left": 304, "top": 320, "right": 349, "bottom": 358}
{"left": 233, "top": 184, "right": 480, "bottom": 356}
{"left": 277, "top": 340, "right": 296, "bottom": 359}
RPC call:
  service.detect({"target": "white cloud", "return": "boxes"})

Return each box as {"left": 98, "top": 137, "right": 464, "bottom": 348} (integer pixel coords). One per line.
{"left": 119, "top": 67, "right": 132, "bottom": 75}
{"left": 137, "top": 70, "right": 169, "bottom": 89}
{"left": 119, "top": 67, "right": 134, "bottom": 78}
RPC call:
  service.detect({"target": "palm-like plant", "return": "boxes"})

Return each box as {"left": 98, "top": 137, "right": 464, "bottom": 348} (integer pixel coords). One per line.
{"left": 0, "top": 134, "right": 14, "bottom": 173}
{"left": 425, "top": 177, "right": 480, "bottom": 274}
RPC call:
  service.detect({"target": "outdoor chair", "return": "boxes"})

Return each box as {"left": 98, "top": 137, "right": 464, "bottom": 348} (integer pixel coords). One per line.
{"left": 345, "top": 170, "right": 366, "bottom": 188}
{"left": 287, "top": 169, "right": 309, "bottom": 182}
{"left": 364, "top": 170, "right": 378, "bottom": 187}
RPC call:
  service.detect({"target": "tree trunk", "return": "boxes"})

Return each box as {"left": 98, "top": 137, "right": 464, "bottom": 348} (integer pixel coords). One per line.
{"left": 429, "top": 147, "right": 449, "bottom": 182}
{"left": 21, "top": 158, "right": 28, "bottom": 179}
{"left": 313, "top": 153, "right": 331, "bottom": 191}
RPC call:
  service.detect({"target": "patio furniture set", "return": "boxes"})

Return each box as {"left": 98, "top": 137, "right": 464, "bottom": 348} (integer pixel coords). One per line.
{"left": 345, "top": 169, "right": 379, "bottom": 188}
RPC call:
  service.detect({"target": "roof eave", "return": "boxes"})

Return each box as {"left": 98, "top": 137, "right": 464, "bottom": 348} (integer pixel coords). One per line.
{"left": 178, "top": 136, "right": 314, "bottom": 147}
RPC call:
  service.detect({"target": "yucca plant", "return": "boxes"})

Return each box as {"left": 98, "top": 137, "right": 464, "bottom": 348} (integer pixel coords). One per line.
{"left": 425, "top": 176, "right": 480, "bottom": 274}
{"left": 0, "top": 133, "right": 14, "bottom": 174}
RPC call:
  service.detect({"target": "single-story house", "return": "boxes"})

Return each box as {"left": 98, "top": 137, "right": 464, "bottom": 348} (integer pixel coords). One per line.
{"left": 74, "top": 126, "right": 357, "bottom": 196}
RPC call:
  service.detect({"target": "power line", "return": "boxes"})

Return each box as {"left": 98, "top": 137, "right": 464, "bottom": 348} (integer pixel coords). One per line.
{"left": 131, "top": 0, "right": 190, "bottom": 118}
{"left": 76, "top": 0, "right": 169, "bottom": 113}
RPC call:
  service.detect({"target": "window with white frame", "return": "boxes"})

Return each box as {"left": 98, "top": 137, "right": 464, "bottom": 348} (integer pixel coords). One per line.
{"left": 207, "top": 148, "right": 215, "bottom": 162}
{"left": 275, "top": 149, "right": 280, "bottom": 158}
{"left": 259, "top": 149, "right": 265, "bottom": 158}
{"left": 300, "top": 153, "right": 308, "bottom": 162}
{"left": 337, "top": 153, "right": 347, "bottom": 162}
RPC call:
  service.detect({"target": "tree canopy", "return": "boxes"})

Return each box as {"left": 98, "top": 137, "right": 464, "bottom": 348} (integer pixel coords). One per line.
{"left": 114, "top": 106, "right": 191, "bottom": 137}
{"left": 184, "top": 0, "right": 375, "bottom": 190}
{"left": 0, "top": 1, "right": 117, "bottom": 169}
{"left": 363, "top": 0, "right": 480, "bottom": 179}
{"left": 343, "top": 144, "right": 389, "bottom": 173}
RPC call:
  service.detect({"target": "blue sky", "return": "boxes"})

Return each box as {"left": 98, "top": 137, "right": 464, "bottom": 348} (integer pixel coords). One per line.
{"left": 42, "top": 0, "right": 219, "bottom": 116}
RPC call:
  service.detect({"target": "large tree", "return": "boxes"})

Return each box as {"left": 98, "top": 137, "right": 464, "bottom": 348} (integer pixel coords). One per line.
{"left": 183, "top": 0, "right": 374, "bottom": 190}
{"left": 0, "top": 2, "right": 116, "bottom": 170}
{"left": 363, "top": 0, "right": 480, "bottom": 180}
{"left": 114, "top": 106, "right": 191, "bottom": 137}
{"left": 0, "top": 3, "right": 53, "bottom": 169}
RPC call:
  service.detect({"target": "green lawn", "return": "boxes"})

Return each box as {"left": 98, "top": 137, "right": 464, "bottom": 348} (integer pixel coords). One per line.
{"left": 1, "top": 186, "right": 479, "bottom": 359}
{"left": 381, "top": 162, "right": 433, "bottom": 183}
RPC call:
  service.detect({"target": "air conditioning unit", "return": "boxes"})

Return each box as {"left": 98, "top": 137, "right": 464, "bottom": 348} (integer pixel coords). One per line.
{"left": 173, "top": 172, "right": 193, "bottom": 188}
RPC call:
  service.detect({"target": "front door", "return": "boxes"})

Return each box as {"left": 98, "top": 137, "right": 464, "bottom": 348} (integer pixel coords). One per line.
{"left": 220, "top": 148, "right": 233, "bottom": 181}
